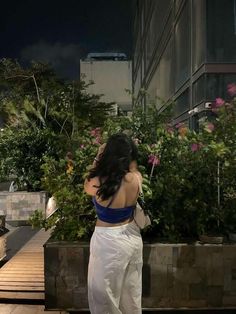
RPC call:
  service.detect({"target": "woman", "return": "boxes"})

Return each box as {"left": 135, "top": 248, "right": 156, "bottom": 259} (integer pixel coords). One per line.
{"left": 84, "top": 133, "right": 143, "bottom": 314}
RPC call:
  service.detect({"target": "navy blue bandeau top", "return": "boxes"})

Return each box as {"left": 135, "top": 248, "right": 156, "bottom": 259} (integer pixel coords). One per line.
{"left": 92, "top": 196, "right": 136, "bottom": 223}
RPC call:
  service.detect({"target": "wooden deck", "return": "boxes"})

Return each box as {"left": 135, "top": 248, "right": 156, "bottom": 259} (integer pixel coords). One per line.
{"left": 0, "top": 304, "right": 67, "bottom": 313}
{"left": 0, "top": 229, "right": 51, "bottom": 301}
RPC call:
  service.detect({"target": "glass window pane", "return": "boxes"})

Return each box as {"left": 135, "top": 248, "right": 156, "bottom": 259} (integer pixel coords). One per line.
{"left": 158, "top": 38, "right": 174, "bottom": 101}
{"left": 175, "top": 0, "right": 183, "bottom": 12}
{"left": 193, "top": 75, "right": 206, "bottom": 105}
{"left": 133, "top": 31, "right": 141, "bottom": 73}
{"left": 206, "top": 73, "right": 236, "bottom": 100}
{"left": 146, "top": 38, "right": 174, "bottom": 105}
{"left": 145, "top": 0, "right": 171, "bottom": 68}
{"left": 206, "top": 0, "right": 236, "bottom": 62}
{"left": 146, "top": 65, "right": 160, "bottom": 106}
{"left": 174, "top": 89, "right": 190, "bottom": 116}
{"left": 192, "top": 0, "right": 206, "bottom": 72}
{"left": 175, "top": 1, "right": 191, "bottom": 90}
{"left": 134, "top": 63, "right": 142, "bottom": 97}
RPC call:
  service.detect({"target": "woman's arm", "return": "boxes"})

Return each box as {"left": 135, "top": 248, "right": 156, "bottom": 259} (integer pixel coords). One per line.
{"left": 84, "top": 144, "right": 105, "bottom": 195}
{"left": 84, "top": 177, "right": 99, "bottom": 196}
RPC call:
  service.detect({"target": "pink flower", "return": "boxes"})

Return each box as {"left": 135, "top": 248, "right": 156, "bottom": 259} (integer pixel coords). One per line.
{"left": 215, "top": 98, "right": 225, "bottom": 107}
{"left": 191, "top": 143, "right": 203, "bottom": 152}
{"left": 93, "top": 136, "right": 102, "bottom": 145}
{"left": 148, "top": 154, "right": 160, "bottom": 166}
{"left": 227, "top": 83, "right": 236, "bottom": 97}
{"left": 205, "top": 122, "right": 215, "bottom": 133}
{"left": 175, "top": 122, "right": 184, "bottom": 129}
{"left": 90, "top": 129, "right": 96, "bottom": 136}
{"left": 90, "top": 127, "right": 101, "bottom": 137}
{"left": 80, "top": 144, "right": 85, "bottom": 149}
{"left": 211, "top": 104, "right": 219, "bottom": 113}
{"left": 166, "top": 126, "right": 174, "bottom": 134}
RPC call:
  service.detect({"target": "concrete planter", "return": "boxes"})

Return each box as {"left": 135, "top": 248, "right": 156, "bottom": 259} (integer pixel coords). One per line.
{"left": 0, "top": 191, "right": 47, "bottom": 226}
{"left": 229, "top": 233, "right": 236, "bottom": 243}
{"left": 44, "top": 239, "right": 236, "bottom": 311}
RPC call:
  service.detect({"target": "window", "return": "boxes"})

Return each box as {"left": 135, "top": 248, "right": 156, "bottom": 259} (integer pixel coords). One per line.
{"left": 175, "top": 1, "right": 191, "bottom": 90}
{"left": 158, "top": 38, "right": 174, "bottom": 101}
{"left": 175, "top": 0, "right": 183, "bottom": 13}
{"left": 174, "top": 89, "right": 190, "bottom": 116}
{"left": 133, "top": 63, "right": 142, "bottom": 99}
{"left": 192, "top": 0, "right": 205, "bottom": 72}
{"left": 193, "top": 75, "right": 206, "bottom": 106}
{"left": 206, "top": 0, "right": 236, "bottom": 63}
{"left": 206, "top": 73, "right": 236, "bottom": 100}
{"left": 145, "top": 0, "right": 171, "bottom": 68}
{"left": 133, "top": 30, "right": 141, "bottom": 74}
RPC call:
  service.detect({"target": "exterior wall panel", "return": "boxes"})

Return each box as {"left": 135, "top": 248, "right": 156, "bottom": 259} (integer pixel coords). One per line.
{"left": 133, "top": 0, "right": 236, "bottom": 125}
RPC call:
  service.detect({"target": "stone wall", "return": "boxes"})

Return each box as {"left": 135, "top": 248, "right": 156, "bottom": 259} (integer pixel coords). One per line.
{"left": 0, "top": 191, "right": 47, "bottom": 225}
{"left": 44, "top": 241, "right": 236, "bottom": 311}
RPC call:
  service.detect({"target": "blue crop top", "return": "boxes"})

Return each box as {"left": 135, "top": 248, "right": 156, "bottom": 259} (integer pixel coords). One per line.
{"left": 92, "top": 196, "right": 136, "bottom": 223}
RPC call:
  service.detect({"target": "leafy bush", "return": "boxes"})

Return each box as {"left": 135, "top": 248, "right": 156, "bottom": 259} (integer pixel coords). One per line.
{"left": 29, "top": 132, "right": 99, "bottom": 240}
{"left": 0, "top": 127, "right": 58, "bottom": 191}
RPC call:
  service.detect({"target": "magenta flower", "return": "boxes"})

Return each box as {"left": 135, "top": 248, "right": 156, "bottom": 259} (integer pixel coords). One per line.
{"left": 227, "top": 83, "right": 236, "bottom": 97}
{"left": 191, "top": 143, "right": 199, "bottom": 152}
{"left": 148, "top": 154, "right": 160, "bottom": 166}
{"left": 215, "top": 97, "right": 225, "bottom": 107}
{"left": 166, "top": 126, "right": 174, "bottom": 134}
{"left": 90, "top": 130, "right": 96, "bottom": 136}
{"left": 93, "top": 136, "right": 102, "bottom": 145}
{"left": 175, "top": 122, "right": 184, "bottom": 129}
{"left": 205, "top": 122, "right": 215, "bottom": 133}
{"left": 90, "top": 127, "right": 101, "bottom": 137}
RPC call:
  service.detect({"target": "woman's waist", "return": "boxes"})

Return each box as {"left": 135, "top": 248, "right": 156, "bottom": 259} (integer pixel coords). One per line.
{"left": 94, "top": 219, "right": 140, "bottom": 234}
{"left": 96, "top": 216, "right": 133, "bottom": 227}
{"left": 95, "top": 205, "right": 135, "bottom": 224}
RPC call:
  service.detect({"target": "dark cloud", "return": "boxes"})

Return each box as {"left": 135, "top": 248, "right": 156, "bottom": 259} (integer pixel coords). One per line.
{"left": 20, "top": 41, "right": 84, "bottom": 79}
{"left": 1, "top": 0, "right": 133, "bottom": 78}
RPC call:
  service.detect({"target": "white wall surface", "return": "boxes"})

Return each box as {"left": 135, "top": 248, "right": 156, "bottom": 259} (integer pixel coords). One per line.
{"left": 80, "top": 60, "right": 132, "bottom": 109}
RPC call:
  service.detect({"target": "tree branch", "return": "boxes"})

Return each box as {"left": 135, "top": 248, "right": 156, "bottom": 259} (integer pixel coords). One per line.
{"left": 5, "top": 74, "right": 41, "bottom": 103}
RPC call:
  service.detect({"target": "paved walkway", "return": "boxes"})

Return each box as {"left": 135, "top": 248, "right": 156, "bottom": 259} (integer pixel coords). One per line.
{"left": 0, "top": 304, "right": 66, "bottom": 313}
{"left": 3, "top": 225, "right": 39, "bottom": 261}
{"left": 0, "top": 229, "right": 50, "bottom": 301}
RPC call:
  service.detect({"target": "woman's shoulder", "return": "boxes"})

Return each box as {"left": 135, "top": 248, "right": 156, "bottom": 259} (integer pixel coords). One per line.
{"left": 124, "top": 171, "right": 142, "bottom": 184}
{"left": 84, "top": 176, "right": 100, "bottom": 196}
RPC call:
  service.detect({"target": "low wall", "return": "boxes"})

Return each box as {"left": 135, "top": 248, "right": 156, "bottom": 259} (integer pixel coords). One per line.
{"left": 0, "top": 191, "right": 47, "bottom": 225}
{"left": 44, "top": 241, "right": 236, "bottom": 311}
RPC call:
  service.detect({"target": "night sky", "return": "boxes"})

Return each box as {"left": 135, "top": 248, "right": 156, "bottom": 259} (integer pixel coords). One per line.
{"left": 0, "top": 0, "right": 133, "bottom": 79}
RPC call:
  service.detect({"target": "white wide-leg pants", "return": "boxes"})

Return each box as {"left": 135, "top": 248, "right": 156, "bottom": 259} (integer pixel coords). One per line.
{"left": 88, "top": 221, "right": 143, "bottom": 314}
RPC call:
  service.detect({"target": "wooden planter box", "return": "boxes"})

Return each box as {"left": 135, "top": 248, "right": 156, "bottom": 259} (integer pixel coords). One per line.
{"left": 44, "top": 240, "right": 236, "bottom": 311}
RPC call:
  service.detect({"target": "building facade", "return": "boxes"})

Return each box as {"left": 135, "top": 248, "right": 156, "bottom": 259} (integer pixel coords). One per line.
{"left": 133, "top": 0, "right": 236, "bottom": 128}
{"left": 80, "top": 53, "right": 132, "bottom": 115}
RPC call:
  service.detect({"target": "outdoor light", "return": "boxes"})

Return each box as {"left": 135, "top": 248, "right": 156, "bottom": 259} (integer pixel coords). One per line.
{"left": 205, "top": 102, "right": 212, "bottom": 109}
{"left": 188, "top": 107, "right": 199, "bottom": 115}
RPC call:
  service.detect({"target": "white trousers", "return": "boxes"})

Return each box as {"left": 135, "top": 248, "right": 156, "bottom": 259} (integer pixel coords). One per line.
{"left": 88, "top": 221, "right": 143, "bottom": 314}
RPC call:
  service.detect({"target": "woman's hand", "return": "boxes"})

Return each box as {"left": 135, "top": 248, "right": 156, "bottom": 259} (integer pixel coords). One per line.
{"left": 97, "top": 143, "right": 106, "bottom": 155}
{"left": 92, "top": 143, "right": 106, "bottom": 166}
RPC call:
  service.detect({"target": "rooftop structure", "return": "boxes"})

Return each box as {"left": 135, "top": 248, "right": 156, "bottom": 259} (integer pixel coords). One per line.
{"left": 84, "top": 52, "right": 127, "bottom": 61}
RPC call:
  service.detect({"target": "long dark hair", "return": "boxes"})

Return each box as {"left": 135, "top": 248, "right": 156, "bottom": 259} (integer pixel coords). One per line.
{"left": 88, "top": 133, "right": 138, "bottom": 200}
